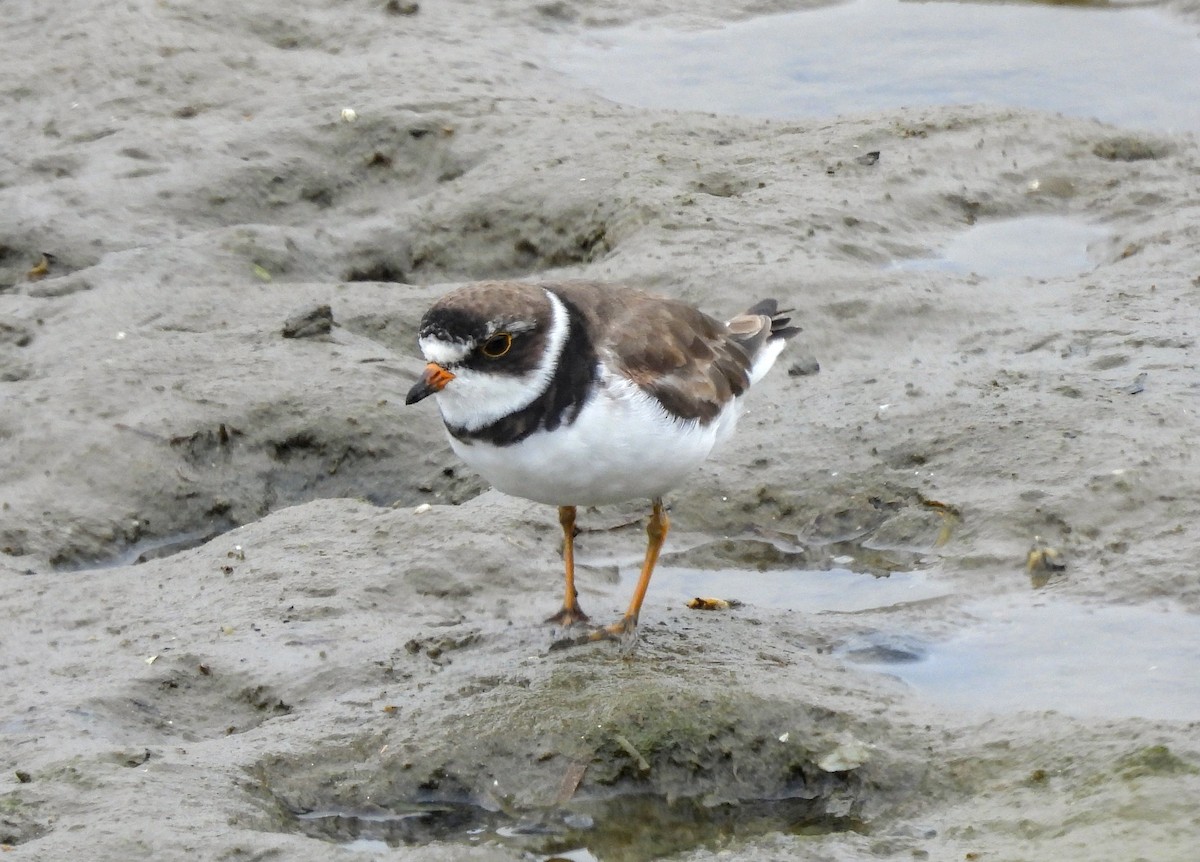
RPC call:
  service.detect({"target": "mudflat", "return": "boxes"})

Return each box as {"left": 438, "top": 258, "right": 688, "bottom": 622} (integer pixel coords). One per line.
{"left": 3, "top": 1, "right": 1199, "bottom": 859}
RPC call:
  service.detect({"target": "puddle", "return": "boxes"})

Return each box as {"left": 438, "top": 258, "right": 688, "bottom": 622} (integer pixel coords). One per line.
{"left": 292, "top": 804, "right": 490, "bottom": 848}
{"left": 891, "top": 215, "right": 1112, "bottom": 279}
{"left": 843, "top": 595, "right": 1200, "bottom": 721}
{"left": 55, "top": 524, "right": 235, "bottom": 571}
{"left": 636, "top": 565, "right": 950, "bottom": 613}
{"left": 286, "top": 795, "right": 858, "bottom": 861}
{"left": 101, "top": 528, "right": 226, "bottom": 568}
{"left": 543, "top": 850, "right": 599, "bottom": 862}
{"left": 550, "top": 0, "right": 1200, "bottom": 133}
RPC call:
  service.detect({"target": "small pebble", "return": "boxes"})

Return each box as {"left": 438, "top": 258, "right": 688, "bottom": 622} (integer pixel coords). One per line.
{"left": 282, "top": 305, "right": 334, "bottom": 339}
{"left": 787, "top": 355, "right": 821, "bottom": 377}
{"left": 1125, "top": 372, "right": 1147, "bottom": 395}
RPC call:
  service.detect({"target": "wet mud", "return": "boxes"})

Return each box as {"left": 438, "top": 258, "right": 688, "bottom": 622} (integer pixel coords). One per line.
{"left": 4, "top": 0, "right": 1200, "bottom": 860}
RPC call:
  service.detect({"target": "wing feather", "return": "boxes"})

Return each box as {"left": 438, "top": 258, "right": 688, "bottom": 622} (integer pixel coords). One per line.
{"left": 547, "top": 282, "right": 795, "bottom": 425}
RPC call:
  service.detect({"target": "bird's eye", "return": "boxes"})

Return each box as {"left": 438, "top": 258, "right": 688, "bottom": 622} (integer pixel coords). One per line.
{"left": 481, "top": 332, "right": 513, "bottom": 358}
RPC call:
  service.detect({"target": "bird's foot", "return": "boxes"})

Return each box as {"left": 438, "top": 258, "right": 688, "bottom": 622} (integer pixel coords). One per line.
{"left": 545, "top": 603, "right": 590, "bottom": 627}
{"left": 548, "top": 616, "right": 640, "bottom": 654}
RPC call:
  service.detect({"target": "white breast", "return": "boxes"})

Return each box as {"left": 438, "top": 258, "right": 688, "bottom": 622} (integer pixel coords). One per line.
{"left": 447, "top": 372, "right": 743, "bottom": 507}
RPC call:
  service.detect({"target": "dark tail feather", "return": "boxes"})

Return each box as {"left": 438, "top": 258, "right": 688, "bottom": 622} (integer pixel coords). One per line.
{"left": 743, "top": 298, "right": 801, "bottom": 341}
{"left": 726, "top": 298, "right": 801, "bottom": 363}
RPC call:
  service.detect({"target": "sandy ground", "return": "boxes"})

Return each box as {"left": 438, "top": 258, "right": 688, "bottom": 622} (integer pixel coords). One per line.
{"left": 3, "top": 0, "right": 1200, "bottom": 859}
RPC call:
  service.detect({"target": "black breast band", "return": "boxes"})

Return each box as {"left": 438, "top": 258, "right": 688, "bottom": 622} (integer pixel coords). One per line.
{"left": 447, "top": 294, "right": 598, "bottom": 447}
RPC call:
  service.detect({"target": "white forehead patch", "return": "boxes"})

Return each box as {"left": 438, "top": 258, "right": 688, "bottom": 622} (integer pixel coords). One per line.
{"left": 419, "top": 335, "right": 472, "bottom": 366}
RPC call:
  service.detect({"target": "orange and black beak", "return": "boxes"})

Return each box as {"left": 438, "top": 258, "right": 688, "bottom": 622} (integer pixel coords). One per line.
{"left": 405, "top": 362, "right": 455, "bottom": 405}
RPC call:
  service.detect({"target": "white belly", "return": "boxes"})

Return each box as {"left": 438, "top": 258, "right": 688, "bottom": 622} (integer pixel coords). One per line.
{"left": 446, "top": 377, "right": 741, "bottom": 506}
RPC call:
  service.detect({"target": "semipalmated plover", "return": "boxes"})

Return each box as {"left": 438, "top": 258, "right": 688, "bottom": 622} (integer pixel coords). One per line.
{"left": 406, "top": 281, "right": 798, "bottom": 646}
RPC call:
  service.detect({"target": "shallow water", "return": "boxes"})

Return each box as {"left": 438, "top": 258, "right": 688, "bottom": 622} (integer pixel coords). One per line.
{"left": 297, "top": 795, "right": 850, "bottom": 860}
{"left": 844, "top": 594, "right": 1200, "bottom": 721}
{"left": 891, "top": 215, "right": 1112, "bottom": 279}
{"left": 551, "top": 0, "right": 1200, "bottom": 132}
{"left": 642, "top": 565, "right": 950, "bottom": 612}
{"left": 634, "top": 564, "right": 1200, "bottom": 721}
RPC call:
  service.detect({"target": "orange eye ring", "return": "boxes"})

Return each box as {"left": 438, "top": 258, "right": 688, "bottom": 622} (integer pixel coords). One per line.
{"left": 482, "top": 332, "right": 513, "bottom": 358}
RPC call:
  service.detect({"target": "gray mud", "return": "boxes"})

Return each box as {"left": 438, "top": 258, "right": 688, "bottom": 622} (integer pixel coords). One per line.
{"left": 3, "top": 0, "right": 1200, "bottom": 859}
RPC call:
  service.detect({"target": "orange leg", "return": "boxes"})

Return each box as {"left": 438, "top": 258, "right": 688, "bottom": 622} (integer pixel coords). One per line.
{"left": 548, "top": 499, "right": 669, "bottom": 652}
{"left": 592, "top": 498, "right": 668, "bottom": 643}
{"left": 545, "top": 505, "right": 589, "bottom": 626}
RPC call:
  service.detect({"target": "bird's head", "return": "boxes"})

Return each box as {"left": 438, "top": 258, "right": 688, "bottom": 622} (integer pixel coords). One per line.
{"left": 406, "top": 283, "right": 568, "bottom": 432}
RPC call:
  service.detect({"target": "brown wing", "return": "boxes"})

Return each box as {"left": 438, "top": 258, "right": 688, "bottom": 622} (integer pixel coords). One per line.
{"left": 546, "top": 284, "right": 750, "bottom": 424}
{"left": 545, "top": 282, "right": 796, "bottom": 424}
{"left": 620, "top": 308, "right": 753, "bottom": 423}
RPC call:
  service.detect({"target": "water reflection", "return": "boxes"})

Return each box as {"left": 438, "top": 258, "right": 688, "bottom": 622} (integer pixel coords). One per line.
{"left": 628, "top": 565, "right": 950, "bottom": 612}
{"left": 891, "top": 215, "right": 1111, "bottom": 279}
{"left": 551, "top": 0, "right": 1200, "bottom": 132}
{"left": 844, "top": 595, "right": 1200, "bottom": 720}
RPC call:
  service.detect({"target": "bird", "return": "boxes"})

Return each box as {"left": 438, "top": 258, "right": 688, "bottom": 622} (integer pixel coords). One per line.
{"left": 405, "top": 280, "right": 799, "bottom": 647}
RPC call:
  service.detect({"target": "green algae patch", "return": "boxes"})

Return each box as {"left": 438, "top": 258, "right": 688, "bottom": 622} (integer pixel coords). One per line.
{"left": 1116, "top": 745, "right": 1198, "bottom": 780}
{"left": 249, "top": 667, "right": 890, "bottom": 858}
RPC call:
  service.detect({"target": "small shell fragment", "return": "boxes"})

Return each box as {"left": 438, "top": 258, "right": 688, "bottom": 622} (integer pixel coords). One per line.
{"left": 1026, "top": 536, "right": 1067, "bottom": 573}
{"left": 27, "top": 252, "right": 55, "bottom": 281}
{"left": 1026, "top": 536, "right": 1067, "bottom": 587}
{"left": 817, "top": 737, "right": 872, "bottom": 772}
{"left": 686, "top": 597, "right": 743, "bottom": 611}
{"left": 340, "top": 107, "right": 358, "bottom": 123}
